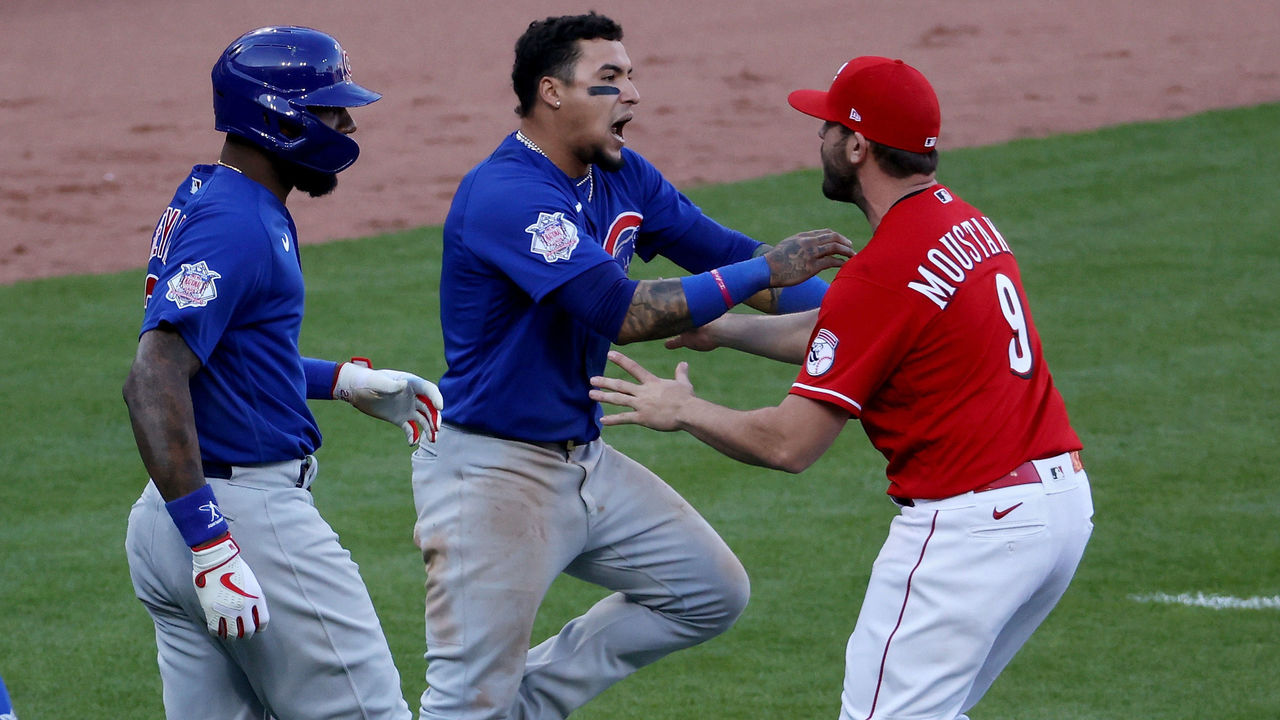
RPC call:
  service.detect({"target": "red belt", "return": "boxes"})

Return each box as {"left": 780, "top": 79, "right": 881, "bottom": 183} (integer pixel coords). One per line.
{"left": 973, "top": 460, "right": 1040, "bottom": 492}
{"left": 891, "top": 451, "right": 1083, "bottom": 507}
{"left": 974, "top": 451, "right": 1082, "bottom": 493}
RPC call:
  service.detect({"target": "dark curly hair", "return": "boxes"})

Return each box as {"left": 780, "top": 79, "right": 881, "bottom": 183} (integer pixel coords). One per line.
{"left": 512, "top": 12, "right": 623, "bottom": 117}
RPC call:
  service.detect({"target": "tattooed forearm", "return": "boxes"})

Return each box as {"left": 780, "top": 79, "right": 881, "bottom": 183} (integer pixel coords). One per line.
{"left": 616, "top": 278, "right": 697, "bottom": 344}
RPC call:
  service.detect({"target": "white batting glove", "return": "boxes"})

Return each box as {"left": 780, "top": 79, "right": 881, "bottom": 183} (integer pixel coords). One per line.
{"left": 333, "top": 358, "right": 444, "bottom": 444}
{"left": 191, "top": 532, "right": 269, "bottom": 640}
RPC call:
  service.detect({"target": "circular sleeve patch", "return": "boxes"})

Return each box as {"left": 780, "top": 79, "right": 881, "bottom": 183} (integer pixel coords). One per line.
{"left": 805, "top": 328, "right": 838, "bottom": 376}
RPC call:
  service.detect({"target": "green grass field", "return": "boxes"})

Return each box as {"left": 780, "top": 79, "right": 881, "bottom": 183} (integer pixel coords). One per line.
{"left": 2, "top": 104, "right": 1278, "bottom": 718}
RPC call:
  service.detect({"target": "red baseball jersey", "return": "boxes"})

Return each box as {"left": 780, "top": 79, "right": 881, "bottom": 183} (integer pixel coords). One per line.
{"left": 790, "top": 185, "right": 1081, "bottom": 499}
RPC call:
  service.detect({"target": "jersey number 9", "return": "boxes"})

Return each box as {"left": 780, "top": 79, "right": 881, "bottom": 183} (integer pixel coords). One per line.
{"left": 996, "top": 273, "right": 1034, "bottom": 378}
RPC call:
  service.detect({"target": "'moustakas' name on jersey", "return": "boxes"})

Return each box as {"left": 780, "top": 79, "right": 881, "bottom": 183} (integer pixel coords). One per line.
{"left": 439, "top": 134, "right": 759, "bottom": 443}
{"left": 141, "top": 165, "right": 321, "bottom": 466}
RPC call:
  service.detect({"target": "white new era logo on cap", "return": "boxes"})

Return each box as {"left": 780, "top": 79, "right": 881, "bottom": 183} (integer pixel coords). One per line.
{"left": 849, "top": 108, "right": 862, "bottom": 122}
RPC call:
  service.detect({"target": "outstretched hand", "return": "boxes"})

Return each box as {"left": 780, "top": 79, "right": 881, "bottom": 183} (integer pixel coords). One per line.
{"left": 763, "top": 228, "right": 853, "bottom": 287}
{"left": 589, "top": 350, "right": 695, "bottom": 431}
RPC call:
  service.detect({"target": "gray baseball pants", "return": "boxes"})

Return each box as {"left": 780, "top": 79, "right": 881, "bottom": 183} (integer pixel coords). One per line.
{"left": 125, "top": 458, "right": 412, "bottom": 720}
{"left": 411, "top": 424, "right": 750, "bottom": 720}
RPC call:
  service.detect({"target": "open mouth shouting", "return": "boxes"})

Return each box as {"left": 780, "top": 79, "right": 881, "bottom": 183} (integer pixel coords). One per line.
{"left": 611, "top": 115, "right": 632, "bottom": 145}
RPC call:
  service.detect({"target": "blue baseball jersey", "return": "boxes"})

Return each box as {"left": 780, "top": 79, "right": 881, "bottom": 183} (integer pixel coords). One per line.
{"left": 140, "top": 164, "right": 321, "bottom": 465}
{"left": 439, "top": 133, "right": 761, "bottom": 442}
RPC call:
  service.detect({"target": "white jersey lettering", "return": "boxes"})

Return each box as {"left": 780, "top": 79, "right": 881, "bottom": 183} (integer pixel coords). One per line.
{"left": 149, "top": 206, "right": 183, "bottom": 264}
{"left": 939, "top": 231, "right": 976, "bottom": 270}
{"left": 907, "top": 266, "right": 958, "bottom": 310}
{"left": 926, "top": 247, "right": 966, "bottom": 283}
{"left": 907, "top": 216, "right": 1013, "bottom": 310}
{"left": 981, "top": 216, "right": 1011, "bottom": 252}
{"left": 956, "top": 220, "right": 986, "bottom": 261}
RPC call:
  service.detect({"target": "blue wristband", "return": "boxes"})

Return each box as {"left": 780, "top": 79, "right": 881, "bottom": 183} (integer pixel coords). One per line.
{"left": 776, "top": 276, "right": 829, "bottom": 313}
{"left": 165, "top": 484, "right": 229, "bottom": 548}
{"left": 680, "top": 256, "right": 772, "bottom": 326}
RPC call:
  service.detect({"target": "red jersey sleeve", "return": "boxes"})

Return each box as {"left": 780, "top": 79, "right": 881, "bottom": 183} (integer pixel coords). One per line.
{"left": 790, "top": 271, "right": 922, "bottom": 417}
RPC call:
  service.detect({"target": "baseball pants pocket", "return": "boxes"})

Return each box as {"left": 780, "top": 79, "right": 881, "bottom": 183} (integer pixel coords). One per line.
{"left": 966, "top": 493, "right": 1049, "bottom": 540}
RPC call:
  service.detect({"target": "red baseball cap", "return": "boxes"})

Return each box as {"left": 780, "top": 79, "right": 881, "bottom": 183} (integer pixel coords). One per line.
{"left": 788, "top": 56, "right": 941, "bottom": 153}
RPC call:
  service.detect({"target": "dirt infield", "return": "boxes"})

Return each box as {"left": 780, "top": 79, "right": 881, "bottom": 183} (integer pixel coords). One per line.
{"left": 2, "top": 0, "right": 1276, "bottom": 284}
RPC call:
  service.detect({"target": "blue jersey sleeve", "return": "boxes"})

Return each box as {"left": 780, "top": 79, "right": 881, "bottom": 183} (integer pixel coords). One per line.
{"left": 616, "top": 150, "right": 763, "bottom": 270}
{"left": 303, "top": 357, "right": 341, "bottom": 399}
{"left": 141, "top": 206, "right": 272, "bottom": 364}
{"left": 658, "top": 214, "right": 765, "bottom": 272}
{"left": 549, "top": 262, "right": 637, "bottom": 340}
{"left": 459, "top": 167, "right": 617, "bottom": 302}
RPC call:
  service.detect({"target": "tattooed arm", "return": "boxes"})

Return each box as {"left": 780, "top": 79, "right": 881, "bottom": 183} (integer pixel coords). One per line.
{"left": 616, "top": 278, "right": 697, "bottom": 344}
{"left": 615, "top": 229, "right": 851, "bottom": 344}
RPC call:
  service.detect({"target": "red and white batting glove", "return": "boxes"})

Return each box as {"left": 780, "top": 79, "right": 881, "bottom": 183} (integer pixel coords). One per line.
{"left": 332, "top": 358, "right": 444, "bottom": 444}
{"left": 191, "top": 532, "right": 269, "bottom": 640}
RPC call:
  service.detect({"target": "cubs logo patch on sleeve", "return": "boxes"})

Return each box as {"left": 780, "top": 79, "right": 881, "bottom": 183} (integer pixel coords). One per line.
{"left": 806, "top": 328, "right": 839, "bottom": 376}
{"left": 526, "top": 211, "right": 580, "bottom": 262}
{"left": 165, "top": 260, "right": 222, "bottom": 309}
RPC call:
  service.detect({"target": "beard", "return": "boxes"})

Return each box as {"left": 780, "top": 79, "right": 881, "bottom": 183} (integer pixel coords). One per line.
{"left": 275, "top": 158, "right": 340, "bottom": 198}
{"left": 586, "top": 144, "right": 625, "bottom": 173}
{"left": 293, "top": 170, "right": 339, "bottom": 198}
{"left": 821, "top": 160, "right": 860, "bottom": 205}
{"left": 820, "top": 134, "right": 867, "bottom": 211}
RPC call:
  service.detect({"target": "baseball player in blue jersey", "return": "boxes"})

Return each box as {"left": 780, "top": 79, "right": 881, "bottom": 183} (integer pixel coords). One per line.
{"left": 122, "top": 27, "right": 441, "bottom": 720}
{"left": 409, "top": 12, "right": 852, "bottom": 720}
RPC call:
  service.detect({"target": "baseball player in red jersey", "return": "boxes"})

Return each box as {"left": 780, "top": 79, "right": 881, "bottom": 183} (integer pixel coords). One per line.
{"left": 590, "top": 57, "right": 1094, "bottom": 719}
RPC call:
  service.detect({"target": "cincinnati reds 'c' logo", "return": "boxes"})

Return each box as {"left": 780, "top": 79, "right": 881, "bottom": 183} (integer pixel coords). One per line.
{"left": 603, "top": 211, "right": 642, "bottom": 272}
{"left": 806, "top": 328, "right": 839, "bottom": 376}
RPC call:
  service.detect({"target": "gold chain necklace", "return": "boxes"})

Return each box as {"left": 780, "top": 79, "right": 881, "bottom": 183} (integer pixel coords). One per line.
{"left": 516, "top": 130, "right": 593, "bottom": 203}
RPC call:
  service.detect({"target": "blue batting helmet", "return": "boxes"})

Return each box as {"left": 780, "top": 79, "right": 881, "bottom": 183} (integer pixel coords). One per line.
{"left": 212, "top": 26, "right": 380, "bottom": 174}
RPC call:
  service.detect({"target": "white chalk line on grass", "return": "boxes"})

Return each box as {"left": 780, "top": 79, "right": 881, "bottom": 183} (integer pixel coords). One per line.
{"left": 1129, "top": 592, "right": 1280, "bottom": 610}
